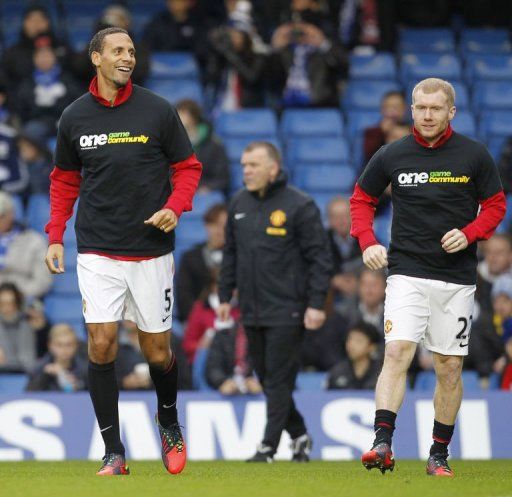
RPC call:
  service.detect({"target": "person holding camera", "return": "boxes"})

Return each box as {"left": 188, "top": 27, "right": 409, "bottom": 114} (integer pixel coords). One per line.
{"left": 269, "top": 1, "right": 346, "bottom": 108}
{"left": 217, "top": 141, "right": 332, "bottom": 463}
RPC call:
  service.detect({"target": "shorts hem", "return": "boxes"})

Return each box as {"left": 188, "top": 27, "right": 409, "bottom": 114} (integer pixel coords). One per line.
{"left": 423, "top": 344, "right": 468, "bottom": 356}
{"left": 137, "top": 324, "right": 172, "bottom": 333}
{"left": 384, "top": 336, "right": 420, "bottom": 344}
{"left": 84, "top": 316, "right": 122, "bottom": 324}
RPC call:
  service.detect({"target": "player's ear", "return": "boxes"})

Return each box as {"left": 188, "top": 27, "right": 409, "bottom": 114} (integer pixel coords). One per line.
{"left": 448, "top": 105, "right": 456, "bottom": 121}
{"left": 91, "top": 51, "right": 101, "bottom": 68}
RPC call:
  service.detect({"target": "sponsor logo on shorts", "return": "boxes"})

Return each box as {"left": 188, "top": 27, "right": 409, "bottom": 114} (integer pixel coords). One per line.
{"left": 384, "top": 319, "right": 393, "bottom": 334}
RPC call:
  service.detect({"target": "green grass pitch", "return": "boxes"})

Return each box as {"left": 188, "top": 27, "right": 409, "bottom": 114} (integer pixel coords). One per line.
{"left": 1, "top": 461, "right": 511, "bottom": 497}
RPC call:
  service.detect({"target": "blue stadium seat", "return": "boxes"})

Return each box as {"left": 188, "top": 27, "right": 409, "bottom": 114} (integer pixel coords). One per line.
{"left": 294, "top": 164, "right": 356, "bottom": 193}
{"left": 451, "top": 110, "right": 477, "bottom": 138}
{"left": 26, "top": 194, "right": 50, "bottom": 233}
{"left": 400, "top": 53, "right": 462, "bottom": 84}
{"left": 348, "top": 53, "right": 397, "bottom": 80}
{"left": 461, "top": 29, "right": 512, "bottom": 55}
{"left": 472, "top": 81, "right": 512, "bottom": 111}
{"left": 230, "top": 161, "right": 244, "bottom": 192}
{"left": 149, "top": 52, "right": 199, "bottom": 79}
{"left": 488, "top": 372, "right": 502, "bottom": 389}
{"left": 346, "top": 110, "right": 381, "bottom": 139}
{"left": 406, "top": 80, "right": 469, "bottom": 110}
{"left": 295, "top": 372, "right": 327, "bottom": 391}
{"left": 190, "top": 191, "right": 225, "bottom": 217}
{"left": 175, "top": 217, "right": 206, "bottom": 245}
{"left": 280, "top": 109, "right": 343, "bottom": 138}
{"left": 216, "top": 109, "right": 278, "bottom": 139}
{"left": 342, "top": 80, "right": 402, "bottom": 111}
{"left": 414, "top": 371, "right": 436, "bottom": 391}
{"left": 479, "top": 110, "right": 512, "bottom": 139}
{"left": 286, "top": 137, "right": 350, "bottom": 165}
{"left": 466, "top": 54, "right": 512, "bottom": 82}
{"left": 0, "top": 374, "right": 27, "bottom": 393}
{"left": 462, "top": 371, "right": 482, "bottom": 391}
{"left": 50, "top": 270, "right": 80, "bottom": 296}
{"left": 64, "top": 244, "right": 78, "bottom": 269}
{"left": 374, "top": 212, "right": 392, "bottom": 248}
{"left": 310, "top": 192, "right": 339, "bottom": 218}
{"left": 416, "top": 370, "right": 482, "bottom": 391}
{"left": 399, "top": 28, "right": 455, "bottom": 53}
{"left": 487, "top": 136, "right": 507, "bottom": 162}
{"left": 11, "top": 194, "right": 24, "bottom": 223}
{"left": 146, "top": 79, "right": 204, "bottom": 106}
{"left": 223, "top": 137, "right": 282, "bottom": 163}
{"left": 45, "top": 295, "right": 84, "bottom": 323}
{"left": 68, "top": 28, "right": 93, "bottom": 51}
{"left": 192, "top": 348, "right": 214, "bottom": 391}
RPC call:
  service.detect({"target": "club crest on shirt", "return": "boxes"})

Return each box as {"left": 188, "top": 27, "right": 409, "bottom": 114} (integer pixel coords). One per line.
{"left": 384, "top": 319, "right": 393, "bottom": 334}
{"left": 270, "top": 210, "right": 286, "bottom": 227}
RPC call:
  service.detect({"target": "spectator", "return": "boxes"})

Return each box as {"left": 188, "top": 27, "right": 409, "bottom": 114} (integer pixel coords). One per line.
{"left": 497, "top": 137, "right": 512, "bottom": 195}
{"left": 0, "top": 191, "right": 52, "bottom": 298}
{"left": 176, "top": 100, "right": 230, "bottom": 195}
{"left": 339, "top": 267, "right": 385, "bottom": 334}
{"left": 363, "top": 91, "right": 408, "bottom": 165}
{"left": 142, "top": 0, "right": 208, "bottom": 66}
{"left": 26, "top": 323, "right": 87, "bottom": 391}
{"left": 16, "top": 38, "right": 81, "bottom": 139}
{"left": 17, "top": 123, "right": 52, "bottom": 199}
{"left": 0, "top": 283, "right": 36, "bottom": 370}
{"left": 327, "top": 196, "right": 362, "bottom": 295}
{"left": 338, "top": 0, "right": 382, "bottom": 49}
{"left": 206, "top": 321, "right": 262, "bottom": 395}
{"left": 116, "top": 320, "right": 152, "bottom": 390}
{"left": 470, "top": 274, "right": 512, "bottom": 386}
{"left": 1, "top": 5, "right": 72, "bottom": 95}
{"left": 207, "top": 18, "right": 267, "bottom": 112}
{"left": 72, "top": 4, "right": 150, "bottom": 86}
{"left": 0, "top": 120, "right": 29, "bottom": 196}
{"left": 301, "top": 302, "right": 348, "bottom": 371}
{"left": 176, "top": 203, "right": 228, "bottom": 321}
{"left": 269, "top": 0, "right": 346, "bottom": 108}
{"left": 0, "top": 77, "right": 18, "bottom": 128}
{"left": 327, "top": 321, "right": 382, "bottom": 390}
{"left": 477, "top": 234, "right": 512, "bottom": 315}
{"left": 183, "top": 271, "right": 240, "bottom": 364}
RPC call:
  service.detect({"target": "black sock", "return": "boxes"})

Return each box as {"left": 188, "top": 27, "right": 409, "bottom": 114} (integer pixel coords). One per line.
{"left": 150, "top": 355, "right": 178, "bottom": 428}
{"left": 88, "top": 361, "right": 125, "bottom": 456}
{"left": 373, "top": 409, "right": 397, "bottom": 446}
{"left": 430, "top": 420, "right": 454, "bottom": 456}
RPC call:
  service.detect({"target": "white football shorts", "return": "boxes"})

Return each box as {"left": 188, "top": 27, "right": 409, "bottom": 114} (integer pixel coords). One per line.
{"left": 77, "top": 252, "right": 174, "bottom": 333}
{"left": 383, "top": 274, "right": 476, "bottom": 356}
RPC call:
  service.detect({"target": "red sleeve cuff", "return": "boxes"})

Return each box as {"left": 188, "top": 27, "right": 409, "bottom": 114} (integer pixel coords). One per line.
{"left": 164, "top": 153, "right": 202, "bottom": 217}
{"left": 349, "top": 183, "right": 380, "bottom": 251}
{"left": 461, "top": 190, "right": 506, "bottom": 245}
{"left": 45, "top": 167, "right": 81, "bottom": 244}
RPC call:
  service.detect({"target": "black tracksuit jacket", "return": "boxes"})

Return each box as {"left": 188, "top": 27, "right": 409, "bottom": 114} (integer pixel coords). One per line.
{"left": 219, "top": 171, "right": 332, "bottom": 327}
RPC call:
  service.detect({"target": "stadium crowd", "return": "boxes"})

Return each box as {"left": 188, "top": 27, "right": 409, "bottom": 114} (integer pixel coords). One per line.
{"left": 0, "top": 0, "right": 512, "bottom": 393}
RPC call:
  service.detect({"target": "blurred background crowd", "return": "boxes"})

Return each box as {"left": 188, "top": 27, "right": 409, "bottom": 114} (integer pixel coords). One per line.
{"left": 1, "top": 0, "right": 512, "bottom": 395}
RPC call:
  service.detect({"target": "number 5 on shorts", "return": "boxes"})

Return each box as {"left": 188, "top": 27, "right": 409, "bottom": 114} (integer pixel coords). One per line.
{"left": 164, "top": 288, "right": 171, "bottom": 312}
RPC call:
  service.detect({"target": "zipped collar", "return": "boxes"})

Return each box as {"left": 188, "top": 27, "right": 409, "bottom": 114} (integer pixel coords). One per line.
{"left": 251, "top": 169, "right": 288, "bottom": 199}
{"left": 89, "top": 76, "right": 133, "bottom": 107}
{"left": 413, "top": 123, "right": 453, "bottom": 149}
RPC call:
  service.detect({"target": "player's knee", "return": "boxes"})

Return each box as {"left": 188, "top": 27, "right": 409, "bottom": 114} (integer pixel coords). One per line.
{"left": 384, "top": 341, "right": 415, "bottom": 371}
{"left": 144, "top": 348, "right": 172, "bottom": 368}
{"left": 436, "top": 356, "right": 463, "bottom": 387}
{"left": 88, "top": 329, "right": 117, "bottom": 361}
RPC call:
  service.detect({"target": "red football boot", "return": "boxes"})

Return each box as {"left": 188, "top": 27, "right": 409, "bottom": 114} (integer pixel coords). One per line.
{"left": 426, "top": 454, "right": 454, "bottom": 477}
{"left": 361, "top": 442, "right": 395, "bottom": 474}
{"left": 96, "top": 453, "right": 130, "bottom": 476}
{"left": 155, "top": 415, "right": 187, "bottom": 474}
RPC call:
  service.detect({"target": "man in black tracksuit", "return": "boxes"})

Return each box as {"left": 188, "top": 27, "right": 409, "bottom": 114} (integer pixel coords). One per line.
{"left": 217, "top": 141, "right": 332, "bottom": 462}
